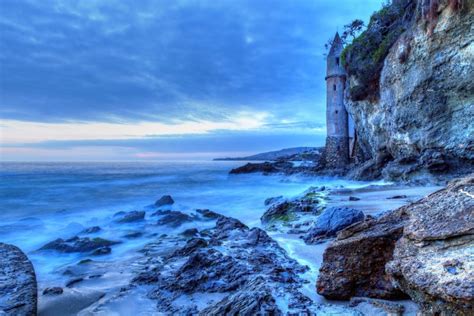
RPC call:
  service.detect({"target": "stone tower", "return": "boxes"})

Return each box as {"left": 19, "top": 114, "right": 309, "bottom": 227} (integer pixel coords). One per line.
{"left": 324, "top": 32, "right": 350, "bottom": 168}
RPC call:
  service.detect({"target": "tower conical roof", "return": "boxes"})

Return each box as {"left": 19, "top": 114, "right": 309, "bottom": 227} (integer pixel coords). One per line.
{"left": 328, "top": 32, "right": 344, "bottom": 57}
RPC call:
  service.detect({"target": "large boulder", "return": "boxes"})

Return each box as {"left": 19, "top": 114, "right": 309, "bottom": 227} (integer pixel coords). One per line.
{"left": 0, "top": 243, "right": 37, "bottom": 315}
{"left": 387, "top": 175, "right": 474, "bottom": 315}
{"left": 114, "top": 210, "right": 145, "bottom": 223}
{"left": 317, "top": 208, "right": 408, "bottom": 300}
{"left": 303, "top": 207, "right": 364, "bottom": 244}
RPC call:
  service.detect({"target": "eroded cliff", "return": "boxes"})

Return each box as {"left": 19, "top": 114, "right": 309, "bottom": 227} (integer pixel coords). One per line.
{"left": 345, "top": 0, "right": 474, "bottom": 182}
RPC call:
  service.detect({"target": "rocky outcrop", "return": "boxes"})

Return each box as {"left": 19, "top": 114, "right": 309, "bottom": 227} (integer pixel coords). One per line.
{"left": 303, "top": 207, "right": 364, "bottom": 244}
{"left": 317, "top": 174, "right": 474, "bottom": 314}
{"left": 0, "top": 243, "right": 37, "bottom": 316}
{"left": 387, "top": 174, "right": 474, "bottom": 315}
{"left": 155, "top": 195, "right": 174, "bottom": 207}
{"left": 346, "top": 0, "right": 474, "bottom": 181}
{"left": 317, "top": 208, "right": 408, "bottom": 300}
{"left": 114, "top": 210, "right": 145, "bottom": 223}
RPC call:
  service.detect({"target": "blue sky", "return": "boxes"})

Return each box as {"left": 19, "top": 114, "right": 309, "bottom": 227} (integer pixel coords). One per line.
{"left": 0, "top": 0, "right": 382, "bottom": 161}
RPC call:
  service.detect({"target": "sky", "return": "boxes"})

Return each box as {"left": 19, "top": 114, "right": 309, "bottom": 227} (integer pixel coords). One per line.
{"left": 0, "top": 0, "right": 383, "bottom": 161}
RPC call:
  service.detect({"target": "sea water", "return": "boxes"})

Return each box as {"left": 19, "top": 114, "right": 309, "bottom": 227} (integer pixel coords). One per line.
{"left": 0, "top": 161, "right": 377, "bottom": 305}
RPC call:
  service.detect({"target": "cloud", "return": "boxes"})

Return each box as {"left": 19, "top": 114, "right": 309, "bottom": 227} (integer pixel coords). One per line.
{"left": 0, "top": 0, "right": 382, "bottom": 124}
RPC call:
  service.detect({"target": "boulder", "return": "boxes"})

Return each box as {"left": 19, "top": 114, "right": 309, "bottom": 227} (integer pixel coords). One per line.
{"left": 316, "top": 208, "right": 408, "bottom": 300}
{"left": 0, "top": 243, "right": 37, "bottom": 315}
{"left": 155, "top": 195, "right": 174, "bottom": 207}
{"left": 80, "top": 226, "right": 101, "bottom": 234}
{"left": 39, "top": 237, "right": 120, "bottom": 253}
{"left": 114, "top": 210, "right": 145, "bottom": 223}
{"left": 156, "top": 211, "right": 193, "bottom": 227}
{"left": 304, "top": 207, "right": 364, "bottom": 244}
{"left": 386, "top": 175, "right": 474, "bottom": 315}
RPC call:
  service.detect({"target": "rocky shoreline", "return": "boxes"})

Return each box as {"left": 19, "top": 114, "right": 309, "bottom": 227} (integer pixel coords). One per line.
{"left": 1, "top": 173, "right": 472, "bottom": 315}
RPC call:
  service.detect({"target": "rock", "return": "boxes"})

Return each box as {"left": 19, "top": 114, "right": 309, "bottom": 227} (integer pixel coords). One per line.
{"left": 345, "top": 0, "right": 474, "bottom": 181}
{"left": 230, "top": 162, "right": 279, "bottom": 174}
{"left": 179, "top": 228, "right": 199, "bottom": 237}
{"left": 264, "top": 196, "right": 283, "bottom": 206}
{"left": 43, "top": 287, "right": 63, "bottom": 296}
{"left": 155, "top": 195, "right": 174, "bottom": 207}
{"left": 317, "top": 208, "right": 408, "bottom": 300}
{"left": 80, "top": 226, "right": 101, "bottom": 234}
{"left": 303, "top": 207, "right": 364, "bottom": 244}
{"left": 387, "top": 195, "right": 407, "bottom": 199}
{"left": 261, "top": 192, "right": 321, "bottom": 224}
{"left": 114, "top": 210, "right": 145, "bottom": 223}
{"left": 349, "top": 196, "right": 361, "bottom": 201}
{"left": 199, "top": 277, "right": 281, "bottom": 315}
{"left": 39, "top": 237, "right": 120, "bottom": 253}
{"left": 0, "top": 243, "right": 37, "bottom": 316}
{"left": 386, "top": 175, "right": 474, "bottom": 315}
{"left": 137, "top": 214, "right": 311, "bottom": 314}
{"left": 91, "top": 246, "right": 111, "bottom": 256}
{"left": 196, "top": 209, "right": 222, "bottom": 220}
{"left": 66, "top": 278, "right": 84, "bottom": 288}
{"left": 261, "top": 201, "right": 295, "bottom": 224}
{"left": 156, "top": 211, "right": 192, "bottom": 227}
{"left": 123, "top": 231, "right": 143, "bottom": 239}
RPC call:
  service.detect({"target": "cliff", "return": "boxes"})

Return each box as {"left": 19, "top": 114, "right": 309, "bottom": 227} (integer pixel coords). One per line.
{"left": 344, "top": 0, "right": 474, "bottom": 182}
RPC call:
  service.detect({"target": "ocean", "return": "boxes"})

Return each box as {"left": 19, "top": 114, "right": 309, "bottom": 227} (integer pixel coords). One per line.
{"left": 0, "top": 161, "right": 376, "bottom": 311}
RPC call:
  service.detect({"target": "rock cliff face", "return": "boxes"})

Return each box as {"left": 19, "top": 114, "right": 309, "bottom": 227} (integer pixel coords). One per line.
{"left": 346, "top": 0, "right": 474, "bottom": 181}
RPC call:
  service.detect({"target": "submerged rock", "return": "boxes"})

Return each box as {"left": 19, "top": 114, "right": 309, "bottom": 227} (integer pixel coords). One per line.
{"left": 43, "top": 287, "right": 63, "bottom": 296}
{"left": 39, "top": 237, "right": 120, "bottom": 253}
{"left": 304, "top": 207, "right": 364, "bottom": 244}
{"left": 155, "top": 195, "right": 174, "bottom": 207}
{"left": 156, "top": 211, "right": 193, "bottom": 227}
{"left": 0, "top": 243, "right": 37, "bottom": 316}
{"left": 387, "top": 175, "right": 474, "bottom": 315}
{"left": 80, "top": 226, "right": 101, "bottom": 234}
{"left": 114, "top": 210, "right": 145, "bottom": 223}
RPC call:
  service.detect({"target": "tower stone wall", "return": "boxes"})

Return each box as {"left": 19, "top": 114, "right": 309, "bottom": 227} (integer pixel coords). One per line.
{"left": 324, "top": 33, "right": 350, "bottom": 169}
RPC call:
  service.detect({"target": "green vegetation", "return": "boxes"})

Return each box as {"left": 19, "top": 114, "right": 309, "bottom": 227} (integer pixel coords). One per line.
{"left": 342, "top": 0, "right": 415, "bottom": 101}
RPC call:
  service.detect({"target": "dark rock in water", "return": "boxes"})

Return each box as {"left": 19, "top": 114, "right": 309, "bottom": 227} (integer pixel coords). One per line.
{"left": 150, "top": 209, "right": 173, "bottom": 217}
{"left": 196, "top": 209, "right": 222, "bottom": 220}
{"left": 113, "top": 211, "right": 126, "bottom": 217}
{"left": 91, "top": 246, "right": 111, "bottom": 256}
{"left": 155, "top": 195, "right": 174, "bottom": 207}
{"left": 156, "top": 211, "right": 192, "bottom": 227}
{"left": 80, "top": 226, "right": 101, "bottom": 234}
{"left": 0, "top": 243, "right": 37, "bottom": 315}
{"left": 179, "top": 228, "right": 199, "bottom": 237}
{"left": 229, "top": 162, "right": 279, "bottom": 174}
{"left": 264, "top": 196, "right": 283, "bottom": 206}
{"left": 349, "top": 196, "right": 361, "bottom": 201}
{"left": 387, "top": 195, "right": 407, "bottom": 199}
{"left": 123, "top": 231, "right": 143, "bottom": 239}
{"left": 317, "top": 208, "right": 407, "bottom": 300}
{"left": 115, "top": 210, "right": 145, "bottom": 223}
{"left": 386, "top": 175, "right": 474, "bottom": 315}
{"left": 43, "top": 287, "right": 63, "bottom": 296}
{"left": 39, "top": 237, "right": 120, "bottom": 253}
{"left": 38, "top": 288, "right": 105, "bottom": 316}
{"left": 304, "top": 207, "right": 364, "bottom": 244}
{"left": 66, "top": 278, "right": 84, "bottom": 288}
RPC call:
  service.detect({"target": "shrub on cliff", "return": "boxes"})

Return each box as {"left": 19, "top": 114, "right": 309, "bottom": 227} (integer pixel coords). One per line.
{"left": 342, "top": 0, "right": 416, "bottom": 101}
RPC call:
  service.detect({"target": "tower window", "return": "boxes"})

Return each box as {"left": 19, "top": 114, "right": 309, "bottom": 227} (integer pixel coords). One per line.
{"left": 333, "top": 84, "right": 336, "bottom": 91}
{"left": 335, "top": 110, "right": 338, "bottom": 114}
{"left": 336, "top": 57, "right": 340, "bottom": 65}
